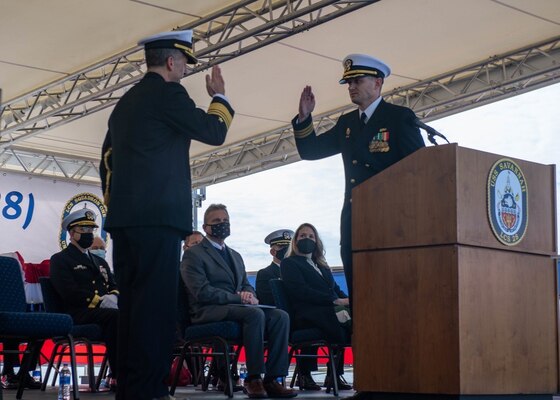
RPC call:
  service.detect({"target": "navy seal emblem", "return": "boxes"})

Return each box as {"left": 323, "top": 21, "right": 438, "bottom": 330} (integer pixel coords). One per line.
{"left": 487, "top": 158, "right": 528, "bottom": 246}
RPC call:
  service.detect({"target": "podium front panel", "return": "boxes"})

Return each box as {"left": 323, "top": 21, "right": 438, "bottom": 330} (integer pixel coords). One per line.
{"left": 353, "top": 245, "right": 558, "bottom": 395}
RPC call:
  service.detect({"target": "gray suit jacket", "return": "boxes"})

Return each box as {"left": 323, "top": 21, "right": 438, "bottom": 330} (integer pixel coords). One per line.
{"left": 180, "top": 237, "right": 256, "bottom": 324}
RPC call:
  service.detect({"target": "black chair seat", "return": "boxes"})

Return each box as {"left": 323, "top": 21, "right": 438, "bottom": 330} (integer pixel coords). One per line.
{"left": 291, "top": 328, "right": 325, "bottom": 343}
{"left": 185, "top": 321, "right": 241, "bottom": 341}
{"left": 69, "top": 323, "right": 103, "bottom": 340}
{"left": 0, "top": 312, "right": 72, "bottom": 337}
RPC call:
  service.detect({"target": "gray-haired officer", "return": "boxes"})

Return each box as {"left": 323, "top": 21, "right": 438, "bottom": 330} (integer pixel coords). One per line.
{"left": 293, "top": 54, "right": 425, "bottom": 309}
{"left": 100, "top": 29, "right": 234, "bottom": 400}
{"left": 255, "top": 229, "right": 293, "bottom": 306}
{"left": 50, "top": 208, "right": 119, "bottom": 389}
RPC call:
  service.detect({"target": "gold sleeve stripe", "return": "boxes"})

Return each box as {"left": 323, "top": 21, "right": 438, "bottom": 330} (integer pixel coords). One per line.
{"left": 89, "top": 294, "right": 102, "bottom": 308}
{"left": 103, "top": 147, "right": 112, "bottom": 206}
{"left": 294, "top": 123, "right": 314, "bottom": 139}
{"left": 109, "top": 290, "right": 120, "bottom": 295}
{"left": 208, "top": 102, "right": 233, "bottom": 129}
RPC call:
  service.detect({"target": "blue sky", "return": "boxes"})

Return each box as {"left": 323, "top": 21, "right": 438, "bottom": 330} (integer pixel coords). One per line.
{"left": 200, "top": 82, "right": 560, "bottom": 272}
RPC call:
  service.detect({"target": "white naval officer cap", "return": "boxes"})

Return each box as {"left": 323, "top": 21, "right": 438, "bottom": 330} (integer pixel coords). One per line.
{"left": 339, "top": 54, "right": 391, "bottom": 84}
{"left": 138, "top": 30, "right": 197, "bottom": 64}
{"left": 62, "top": 208, "right": 99, "bottom": 231}
{"left": 264, "top": 229, "right": 294, "bottom": 247}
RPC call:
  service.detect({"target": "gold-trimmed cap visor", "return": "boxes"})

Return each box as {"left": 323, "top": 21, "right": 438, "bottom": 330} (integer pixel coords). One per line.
{"left": 339, "top": 53, "right": 391, "bottom": 84}
{"left": 139, "top": 30, "right": 197, "bottom": 64}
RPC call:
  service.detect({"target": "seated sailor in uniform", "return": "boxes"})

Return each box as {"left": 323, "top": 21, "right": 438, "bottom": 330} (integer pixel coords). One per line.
{"left": 49, "top": 209, "right": 119, "bottom": 389}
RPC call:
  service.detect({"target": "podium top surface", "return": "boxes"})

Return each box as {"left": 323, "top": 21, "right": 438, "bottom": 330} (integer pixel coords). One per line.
{"left": 352, "top": 144, "right": 557, "bottom": 256}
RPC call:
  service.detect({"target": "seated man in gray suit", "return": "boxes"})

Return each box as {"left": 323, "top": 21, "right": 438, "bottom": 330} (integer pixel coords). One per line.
{"left": 181, "top": 204, "right": 297, "bottom": 399}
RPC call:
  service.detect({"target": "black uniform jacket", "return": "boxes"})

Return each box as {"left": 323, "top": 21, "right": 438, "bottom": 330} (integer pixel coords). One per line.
{"left": 180, "top": 237, "right": 255, "bottom": 324}
{"left": 255, "top": 262, "right": 280, "bottom": 306}
{"left": 50, "top": 243, "right": 119, "bottom": 312}
{"left": 292, "top": 99, "right": 425, "bottom": 201}
{"left": 100, "top": 72, "right": 234, "bottom": 236}
{"left": 280, "top": 255, "right": 347, "bottom": 343}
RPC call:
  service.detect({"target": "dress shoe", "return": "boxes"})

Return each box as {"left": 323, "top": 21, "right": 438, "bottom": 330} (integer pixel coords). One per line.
{"left": 263, "top": 379, "right": 298, "bottom": 398}
{"left": 324, "top": 374, "right": 352, "bottom": 391}
{"left": 217, "top": 378, "right": 244, "bottom": 392}
{"left": 297, "top": 373, "right": 321, "bottom": 391}
{"left": 343, "top": 392, "right": 374, "bottom": 400}
{"left": 1, "top": 373, "right": 42, "bottom": 390}
{"left": 244, "top": 378, "right": 268, "bottom": 399}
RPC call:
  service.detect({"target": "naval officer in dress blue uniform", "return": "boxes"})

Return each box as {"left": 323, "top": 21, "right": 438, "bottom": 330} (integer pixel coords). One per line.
{"left": 255, "top": 229, "right": 293, "bottom": 307}
{"left": 50, "top": 209, "right": 119, "bottom": 386}
{"left": 292, "top": 54, "right": 425, "bottom": 308}
{"left": 100, "top": 30, "right": 235, "bottom": 400}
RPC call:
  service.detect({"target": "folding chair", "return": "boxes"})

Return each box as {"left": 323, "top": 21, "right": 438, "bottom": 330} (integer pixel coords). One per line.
{"left": 270, "top": 279, "right": 344, "bottom": 396}
{"left": 170, "top": 281, "right": 243, "bottom": 398}
{"left": 0, "top": 256, "right": 74, "bottom": 400}
{"left": 39, "top": 277, "right": 108, "bottom": 393}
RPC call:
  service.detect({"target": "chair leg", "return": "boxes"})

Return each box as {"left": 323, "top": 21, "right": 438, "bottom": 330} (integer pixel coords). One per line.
{"left": 288, "top": 347, "right": 297, "bottom": 388}
{"left": 42, "top": 342, "right": 60, "bottom": 391}
{"left": 170, "top": 344, "right": 191, "bottom": 396}
{"left": 221, "top": 341, "right": 233, "bottom": 398}
{"left": 85, "top": 341, "right": 96, "bottom": 392}
{"left": 325, "top": 346, "right": 339, "bottom": 397}
{"left": 67, "top": 335, "right": 80, "bottom": 400}
{"left": 15, "top": 341, "right": 38, "bottom": 400}
{"left": 95, "top": 352, "right": 108, "bottom": 391}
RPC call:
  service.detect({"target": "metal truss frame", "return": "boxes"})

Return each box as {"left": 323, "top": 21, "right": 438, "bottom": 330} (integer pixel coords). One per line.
{"left": 191, "top": 35, "right": 560, "bottom": 187}
{"left": 0, "top": 0, "right": 376, "bottom": 146}
{"left": 0, "top": 35, "right": 559, "bottom": 186}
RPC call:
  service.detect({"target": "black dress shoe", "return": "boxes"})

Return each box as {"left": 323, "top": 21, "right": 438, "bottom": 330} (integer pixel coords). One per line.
{"left": 217, "top": 378, "right": 244, "bottom": 392}
{"left": 324, "top": 374, "right": 352, "bottom": 392}
{"left": 244, "top": 378, "right": 268, "bottom": 399}
{"left": 2, "top": 373, "right": 42, "bottom": 390}
{"left": 342, "top": 392, "right": 374, "bottom": 400}
{"left": 297, "top": 373, "right": 321, "bottom": 391}
{"left": 263, "top": 380, "right": 298, "bottom": 398}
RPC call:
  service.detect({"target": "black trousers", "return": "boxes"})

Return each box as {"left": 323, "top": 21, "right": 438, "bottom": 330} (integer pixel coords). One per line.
{"left": 340, "top": 201, "right": 353, "bottom": 311}
{"left": 71, "top": 308, "right": 118, "bottom": 374}
{"left": 111, "top": 226, "right": 181, "bottom": 400}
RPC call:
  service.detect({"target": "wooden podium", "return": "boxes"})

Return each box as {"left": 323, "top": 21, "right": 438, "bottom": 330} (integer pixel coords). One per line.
{"left": 352, "top": 144, "right": 558, "bottom": 396}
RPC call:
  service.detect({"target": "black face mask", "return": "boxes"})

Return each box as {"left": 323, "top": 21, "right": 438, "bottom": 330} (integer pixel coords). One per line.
{"left": 208, "top": 222, "right": 230, "bottom": 240}
{"left": 297, "top": 238, "right": 316, "bottom": 255}
{"left": 77, "top": 232, "right": 94, "bottom": 249}
{"left": 275, "top": 246, "right": 288, "bottom": 261}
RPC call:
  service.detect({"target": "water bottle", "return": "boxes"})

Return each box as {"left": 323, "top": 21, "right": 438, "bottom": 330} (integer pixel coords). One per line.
{"left": 239, "top": 363, "right": 248, "bottom": 385}
{"left": 58, "top": 363, "right": 71, "bottom": 400}
{"left": 32, "top": 368, "right": 41, "bottom": 383}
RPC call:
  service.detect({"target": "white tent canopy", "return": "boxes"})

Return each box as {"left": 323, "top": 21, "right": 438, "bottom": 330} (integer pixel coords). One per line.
{"left": 1, "top": 0, "right": 559, "bottom": 185}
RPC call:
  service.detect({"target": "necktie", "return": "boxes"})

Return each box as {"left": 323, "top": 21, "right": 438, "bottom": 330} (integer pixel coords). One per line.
{"left": 360, "top": 113, "right": 367, "bottom": 126}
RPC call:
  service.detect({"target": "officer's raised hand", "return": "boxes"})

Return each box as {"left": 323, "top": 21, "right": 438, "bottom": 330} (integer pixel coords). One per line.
{"left": 205, "top": 65, "right": 225, "bottom": 96}
{"left": 298, "top": 85, "right": 315, "bottom": 121}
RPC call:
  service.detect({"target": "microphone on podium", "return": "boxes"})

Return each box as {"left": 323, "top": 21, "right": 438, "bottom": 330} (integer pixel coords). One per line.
{"left": 413, "top": 118, "right": 450, "bottom": 145}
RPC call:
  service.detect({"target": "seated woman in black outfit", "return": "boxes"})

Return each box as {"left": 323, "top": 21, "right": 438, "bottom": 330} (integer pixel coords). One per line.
{"left": 280, "top": 222, "right": 352, "bottom": 391}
